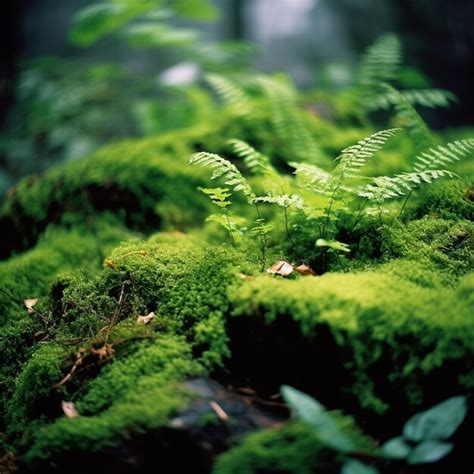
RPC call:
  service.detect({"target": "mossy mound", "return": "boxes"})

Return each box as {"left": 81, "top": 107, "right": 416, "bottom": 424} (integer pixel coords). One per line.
{"left": 0, "top": 126, "right": 218, "bottom": 259}
{"left": 227, "top": 261, "right": 474, "bottom": 418}
{"left": 0, "top": 217, "right": 133, "bottom": 421}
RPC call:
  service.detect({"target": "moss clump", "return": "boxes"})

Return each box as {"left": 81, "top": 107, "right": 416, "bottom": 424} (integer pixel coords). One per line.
{"left": 0, "top": 219, "right": 133, "bottom": 422}
{"left": 3, "top": 235, "right": 253, "bottom": 466}
{"left": 380, "top": 217, "right": 473, "bottom": 280}
{"left": 410, "top": 180, "right": 474, "bottom": 221}
{"left": 213, "top": 422, "right": 337, "bottom": 474}
{"left": 22, "top": 335, "right": 200, "bottom": 466}
{"left": 0, "top": 126, "right": 216, "bottom": 258}
{"left": 228, "top": 264, "right": 474, "bottom": 415}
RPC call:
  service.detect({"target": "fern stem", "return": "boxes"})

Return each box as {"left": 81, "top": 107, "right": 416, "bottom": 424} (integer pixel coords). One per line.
{"left": 396, "top": 190, "right": 413, "bottom": 221}
{"left": 322, "top": 182, "right": 341, "bottom": 238}
{"left": 349, "top": 200, "right": 368, "bottom": 234}
{"left": 284, "top": 206, "right": 305, "bottom": 263}
{"left": 225, "top": 210, "right": 237, "bottom": 248}
{"left": 254, "top": 203, "right": 267, "bottom": 271}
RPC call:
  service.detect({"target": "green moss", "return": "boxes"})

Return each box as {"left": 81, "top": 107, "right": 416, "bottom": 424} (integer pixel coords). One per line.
{"left": 213, "top": 422, "right": 337, "bottom": 474}
{"left": 25, "top": 377, "right": 191, "bottom": 466}
{"left": 410, "top": 180, "right": 474, "bottom": 221}
{"left": 381, "top": 217, "right": 473, "bottom": 280}
{"left": 229, "top": 266, "right": 474, "bottom": 413}
{"left": 0, "top": 219, "right": 133, "bottom": 421}
{"left": 0, "top": 126, "right": 216, "bottom": 257}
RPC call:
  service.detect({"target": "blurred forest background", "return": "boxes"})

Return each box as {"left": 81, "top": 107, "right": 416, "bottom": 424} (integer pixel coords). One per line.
{"left": 1, "top": 0, "right": 473, "bottom": 197}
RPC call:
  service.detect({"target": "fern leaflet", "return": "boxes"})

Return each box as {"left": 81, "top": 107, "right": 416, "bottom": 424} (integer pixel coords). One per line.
{"left": 190, "top": 152, "right": 255, "bottom": 203}
{"left": 359, "top": 170, "right": 458, "bottom": 201}
{"left": 228, "top": 139, "right": 272, "bottom": 175}
{"left": 413, "top": 139, "right": 474, "bottom": 172}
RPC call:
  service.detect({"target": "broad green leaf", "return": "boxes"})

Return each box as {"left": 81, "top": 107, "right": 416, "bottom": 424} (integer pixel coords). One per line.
{"left": 407, "top": 440, "right": 453, "bottom": 464}
{"left": 403, "top": 396, "right": 467, "bottom": 442}
{"left": 281, "top": 385, "right": 356, "bottom": 453}
{"left": 380, "top": 436, "right": 411, "bottom": 459}
{"left": 316, "top": 239, "right": 351, "bottom": 253}
{"left": 341, "top": 459, "right": 379, "bottom": 474}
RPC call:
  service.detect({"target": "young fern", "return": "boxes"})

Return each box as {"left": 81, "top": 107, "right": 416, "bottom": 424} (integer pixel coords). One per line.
{"left": 258, "top": 76, "right": 326, "bottom": 166}
{"left": 228, "top": 139, "right": 273, "bottom": 175}
{"left": 205, "top": 73, "right": 250, "bottom": 115}
{"left": 190, "top": 151, "right": 255, "bottom": 203}
{"left": 198, "top": 187, "right": 237, "bottom": 246}
{"left": 359, "top": 138, "right": 474, "bottom": 216}
{"left": 413, "top": 139, "right": 474, "bottom": 172}
{"left": 368, "top": 88, "right": 456, "bottom": 111}
{"left": 190, "top": 150, "right": 269, "bottom": 269}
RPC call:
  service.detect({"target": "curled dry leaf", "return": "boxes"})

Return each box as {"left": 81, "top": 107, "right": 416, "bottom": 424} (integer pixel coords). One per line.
{"left": 209, "top": 400, "right": 229, "bottom": 422}
{"left": 295, "top": 264, "right": 316, "bottom": 276}
{"left": 24, "top": 298, "right": 38, "bottom": 313}
{"left": 137, "top": 311, "right": 156, "bottom": 325}
{"left": 61, "top": 401, "right": 79, "bottom": 418}
{"left": 267, "top": 260, "right": 294, "bottom": 277}
{"left": 91, "top": 343, "right": 115, "bottom": 362}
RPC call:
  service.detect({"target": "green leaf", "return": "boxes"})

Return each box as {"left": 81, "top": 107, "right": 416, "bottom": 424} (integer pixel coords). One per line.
{"left": 380, "top": 436, "right": 411, "bottom": 459}
{"left": 281, "top": 385, "right": 356, "bottom": 453}
{"left": 70, "top": 1, "right": 156, "bottom": 46}
{"left": 403, "top": 396, "right": 467, "bottom": 442}
{"left": 407, "top": 441, "right": 453, "bottom": 464}
{"left": 316, "top": 239, "right": 351, "bottom": 253}
{"left": 341, "top": 459, "right": 379, "bottom": 474}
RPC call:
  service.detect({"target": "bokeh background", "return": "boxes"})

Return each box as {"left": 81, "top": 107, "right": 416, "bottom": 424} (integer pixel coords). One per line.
{"left": 1, "top": 0, "right": 473, "bottom": 195}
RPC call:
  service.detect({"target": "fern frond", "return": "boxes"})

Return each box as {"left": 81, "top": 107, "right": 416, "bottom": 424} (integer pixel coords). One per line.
{"left": 258, "top": 76, "right": 325, "bottom": 165}
{"left": 290, "top": 162, "right": 331, "bottom": 193}
{"left": 357, "top": 34, "right": 402, "bottom": 89}
{"left": 359, "top": 169, "right": 458, "bottom": 201}
{"left": 228, "top": 139, "right": 272, "bottom": 175}
{"left": 413, "top": 139, "right": 474, "bottom": 172}
{"left": 368, "top": 88, "right": 456, "bottom": 111}
{"left": 250, "top": 218, "right": 273, "bottom": 237}
{"left": 190, "top": 152, "right": 255, "bottom": 203}
{"left": 255, "top": 193, "right": 304, "bottom": 210}
{"left": 330, "top": 128, "right": 400, "bottom": 185}
{"left": 198, "top": 187, "right": 232, "bottom": 208}
{"left": 205, "top": 74, "right": 249, "bottom": 114}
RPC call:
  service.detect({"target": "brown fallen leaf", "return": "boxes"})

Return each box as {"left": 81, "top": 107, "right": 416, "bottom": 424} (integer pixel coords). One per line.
{"left": 267, "top": 260, "right": 293, "bottom": 277}
{"left": 91, "top": 343, "right": 114, "bottom": 362}
{"left": 295, "top": 264, "right": 317, "bottom": 276}
{"left": 61, "top": 401, "right": 79, "bottom": 418}
{"left": 137, "top": 311, "right": 156, "bottom": 325}
{"left": 24, "top": 298, "right": 38, "bottom": 314}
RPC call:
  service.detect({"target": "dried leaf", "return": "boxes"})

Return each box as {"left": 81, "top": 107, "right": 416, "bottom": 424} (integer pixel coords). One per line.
{"left": 61, "top": 401, "right": 79, "bottom": 418}
{"left": 209, "top": 400, "right": 229, "bottom": 422}
{"left": 267, "top": 260, "right": 294, "bottom": 276}
{"left": 137, "top": 311, "right": 156, "bottom": 325}
{"left": 91, "top": 343, "right": 114, "bottom": 362}
{"left": 295, "top": 264, "right": 317, "bottom": 276}
{"left": 24, "top": 298, "right": 38, "bottom": 313}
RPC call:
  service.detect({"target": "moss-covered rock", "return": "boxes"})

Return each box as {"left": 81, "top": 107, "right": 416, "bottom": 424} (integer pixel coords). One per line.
{"left": 0, "top": 126, "right": 217, "bottom": 259}
{"left": 227, "top": 264, "right": 474, "bottom": 418}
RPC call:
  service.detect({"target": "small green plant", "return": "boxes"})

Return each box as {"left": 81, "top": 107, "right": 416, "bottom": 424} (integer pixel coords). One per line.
{"left": 281, "top": 385, "right": 468, "bottom": 474}
{"left": 189, "top": 150, "right": 269, "bottom": 269}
